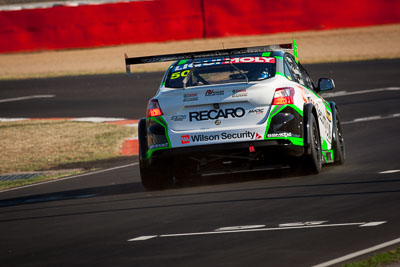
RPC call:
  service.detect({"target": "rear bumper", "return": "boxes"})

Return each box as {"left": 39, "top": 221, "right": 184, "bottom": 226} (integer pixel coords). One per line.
{"left": 142, "top": 139, "right": 304, "bottom": 171}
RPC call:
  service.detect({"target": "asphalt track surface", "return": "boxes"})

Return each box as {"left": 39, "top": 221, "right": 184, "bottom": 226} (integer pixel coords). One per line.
{"left": 1, "top": 59, "right": 400, "bottom": 266}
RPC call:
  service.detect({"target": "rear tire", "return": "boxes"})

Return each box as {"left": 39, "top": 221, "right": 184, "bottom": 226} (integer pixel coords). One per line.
{"left": 138, "top": 118, "right": 171, "bottom": 190}
{"left": 333, "top": 110, "right": 346, "bottom": 165}
{"left": 140, "top": 157, "right": 174, "bottom": 190}
{"left": 140, "top": 161, "right": 166, "bottom": 190}
{"left": 303, "top": 115, "right": 322, "bottom": 174}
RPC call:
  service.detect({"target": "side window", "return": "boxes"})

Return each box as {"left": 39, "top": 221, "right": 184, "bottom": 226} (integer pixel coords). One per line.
{"left": 284, "top": 54, "right": 305, "bottom": 86}
{"left": 284, "top": 59, "right": 293, "bottom": 81}
{"left": 299, "top": 63, "right": 315, "bottom": 89}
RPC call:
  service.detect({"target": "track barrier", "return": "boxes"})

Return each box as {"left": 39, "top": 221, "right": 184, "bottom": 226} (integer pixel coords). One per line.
{"left": 0, "top": 0, "right": 399, "bottom": 53}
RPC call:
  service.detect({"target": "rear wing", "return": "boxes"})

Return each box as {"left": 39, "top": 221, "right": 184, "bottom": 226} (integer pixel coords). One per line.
{"left": 125, "top": 39, "right": 297, "bottom": 75}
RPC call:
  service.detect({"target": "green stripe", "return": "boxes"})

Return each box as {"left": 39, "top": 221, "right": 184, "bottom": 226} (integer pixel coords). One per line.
{"left": 306, "top": 87, "right": 321, "bottom": 99}
{"left": 262, "top": 52, "right": 271, "bottom": 57}
{"left": 148, "top": 116, "right": 165, "bottom": 127}
{"left": 264, "top": 104, "right": 304, "bottom": 140}
{"left": 288, "top": 104, "right": 303, "bottom": 117}
{"left": 303, "top": 86, "right": 332, "bottom": 112}
{"left": 322, "top": 149, "right": 334, "bottom": 163}
{"left": 178, "top": 60, "right": 187, "bottom": 65}
{"left": 264, "top": 105, "right": 284, "bottom": 138}
{"left": 322, "top": 140, "right": 328, "bottom": 151}
{"left": 146, "top": 116, "right": 171, "bottom": 159}
{"left": 323, "top": 100, "right": 332, "bottom": 113}
{"left": 271, "top": 105, "right": 287, "bottom": 117}
{"left": 276, "top": 72, "right": 285, "bottom": 78}
{"left": 274, "top": 56, "right": 283, "bottom": 60}
{"left": 159, "top": 116, "right": 172, "bottom": 146}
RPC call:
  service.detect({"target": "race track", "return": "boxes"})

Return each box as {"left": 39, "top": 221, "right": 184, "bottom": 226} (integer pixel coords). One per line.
{"left": 0, "top": 59, "right": 400, "bottom": 266}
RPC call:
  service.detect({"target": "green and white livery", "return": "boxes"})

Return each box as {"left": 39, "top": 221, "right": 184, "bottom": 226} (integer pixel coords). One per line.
{"left": 125, "top": 40, "right": 345, "bottom": 189}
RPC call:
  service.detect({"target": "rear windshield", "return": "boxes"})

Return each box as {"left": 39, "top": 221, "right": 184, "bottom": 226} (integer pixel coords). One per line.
{"left": 164, "top": 56, "right": 276, "bottom": 89}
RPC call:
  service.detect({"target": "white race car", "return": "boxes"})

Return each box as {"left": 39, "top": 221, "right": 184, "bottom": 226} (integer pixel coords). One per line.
{"left": 125, "top": 40, "right": 345, "bottom": 189}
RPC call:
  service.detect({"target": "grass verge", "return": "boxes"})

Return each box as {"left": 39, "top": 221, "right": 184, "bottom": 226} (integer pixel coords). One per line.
{"left": 0, "top": 120, "right": 137, "bottom": 190}
{"left": 343, "top": 247, "right": 400, "bottom": 267}
{"left": 0, "top": 170, "right": 84, "bottom": 191}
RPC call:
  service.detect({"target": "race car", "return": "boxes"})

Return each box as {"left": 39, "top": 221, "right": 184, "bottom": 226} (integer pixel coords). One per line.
{"left": 125, "top": 39, "right": 345, "bottom": 189}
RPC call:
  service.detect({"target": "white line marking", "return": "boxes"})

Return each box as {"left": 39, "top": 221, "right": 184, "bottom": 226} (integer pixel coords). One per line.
{"left": 129, "top": 221, "right": 386, "bottom": 241}
{"left": 128, "top": 235, "right": 158, "bottom": 242}
{"left": 160, "top": 223, "right": 376, "bottom": 238}
{"left": 322, "top": 87, "right": 400, "bottom": 98}
{"left": 279, "top": 221, "right": 327, "bottom": 227}
{"left": 0, "top": 95, "right": 55, "bottom": 103}
{"left": 353, "top": 115, "right": 382, "bottom": 122}
{"left": 312, "top": 237, "right": 400, "bottom": 267}
{"left": 379, "top": 170, "right": 400, "bottom": 174}
{"left": 360, "top": 221, "right": 387, "bottom": 227}
{"left": 0, "top": 162, "right": 138, "bottom": 193}
{"left": 73, "top": 117, "right": 127, "bottom": 123}
{"left": 342, "top": 113, "right": 400, "bottom": 125}
{"left": 215, "top": 225, "right": 266, "bottom": 231}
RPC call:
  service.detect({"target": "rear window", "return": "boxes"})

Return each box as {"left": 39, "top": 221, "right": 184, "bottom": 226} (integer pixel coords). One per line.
{"left": 164, "top": 56, "right": 276, "bottom": 89}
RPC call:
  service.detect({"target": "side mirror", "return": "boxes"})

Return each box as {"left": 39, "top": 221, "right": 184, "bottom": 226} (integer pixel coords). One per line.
{"left": 317, "top": 78, "right": 335, "bottom": 92}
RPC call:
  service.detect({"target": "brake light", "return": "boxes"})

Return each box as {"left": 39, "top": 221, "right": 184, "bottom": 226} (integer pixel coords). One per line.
{"left": 272, "top": 87, "right": 295, "bottom": 105}
{"left": 147, "top": 99, "right": 163, "bottom": 117}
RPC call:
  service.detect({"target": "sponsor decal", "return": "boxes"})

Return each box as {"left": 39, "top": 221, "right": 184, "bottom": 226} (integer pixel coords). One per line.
{"left": 228, "top": 57, "right": 275, "bottom": 64}
{"left": 171, "top": 57, "right": 276, "bottom": 72}
{"left": 309, "top": 97, "right": 331, "bottom": 136}
{"left": 149, "top": 143, "right": 169, "bottom": 150}
{"left": 232, "top": 89, "right": 248, "bottom": 97}
{"left": 249, "top": 108, "right": 264, "bottom": 114}
{"left": 205, "top": 89, "right": 224, "bottom": 96}
{"left": 189, "top": 107, "right": 245, "bottom": 121}
{"left": 171, "top": 70, "right": 190, "bottom": 80}
{"left": 326, "top": 109, "right": 332, "bottom": 122}
{"left": 267, "top": 133, "right": 299, "bottom": 138}
{"left": 183, "top": 93, "right": 198, "bottom": 102}
{"left": 314, "top": 102, "right": 331, "bottom": 134}
{"left": 171, "top": 115, "right": 186, "bottom": 121}
{"left": 181, "top": 135, "right": 191, "bottom": 144}
{"left": 180, "top": 131, "right": 263, "bottom": 144}
{"left": 183, "top": 131, "right": 261, "bottom": 143}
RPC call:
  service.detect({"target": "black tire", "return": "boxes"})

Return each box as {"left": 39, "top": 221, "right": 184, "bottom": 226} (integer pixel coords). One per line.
{"left": 304, "top": 114, "right": 322, "bottom": 174}
{"left": 138, "top": 118, "right": 171, "bottom": 190}
{"left": 140, "top": 157, "right": 174, "bottom": 190}
{"left": 140, "top": 163, "right": 163, "bottom": 190}
{"left": 138, "top": 118, "right": 148, "bottom": 161}
{"left": 333, "top": 110, "right": 346, "bottom": 165}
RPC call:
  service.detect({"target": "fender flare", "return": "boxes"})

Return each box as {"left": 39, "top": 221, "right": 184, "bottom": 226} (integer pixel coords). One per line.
{"left": 303, "top": 103, "right": 319, "bottom": 155}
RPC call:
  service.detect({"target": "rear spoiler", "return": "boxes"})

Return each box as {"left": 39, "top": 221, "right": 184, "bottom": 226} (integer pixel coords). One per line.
{"left": 125, "top": 39, "right": 297, "bottom": 75}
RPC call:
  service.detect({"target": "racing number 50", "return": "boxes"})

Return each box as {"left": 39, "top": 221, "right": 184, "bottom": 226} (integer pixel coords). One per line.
{"left": 171, "top": 70, "right": 190, "bottom": 79}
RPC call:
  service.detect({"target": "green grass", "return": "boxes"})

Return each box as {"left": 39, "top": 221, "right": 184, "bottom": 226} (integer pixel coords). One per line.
{"left": 343, "top": 247, "right": 400, "bottom": 267}
{"left": 0, "top": 170, "right": 84, "bottom": 191}
{"left": 0, "top": 120, "right": 137, "bottom": 190}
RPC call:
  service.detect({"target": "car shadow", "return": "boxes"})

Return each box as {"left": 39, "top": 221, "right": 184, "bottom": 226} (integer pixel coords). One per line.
{"left": 1, "top": 167, "right": 400, "bottom": 224}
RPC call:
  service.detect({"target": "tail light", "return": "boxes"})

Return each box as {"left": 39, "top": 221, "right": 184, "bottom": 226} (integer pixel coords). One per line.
{"left": 147, "top": 99, "right": 163, "bottom": 117}
{"left": 272, "top": 87, "right": 295, "bottom": 105}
